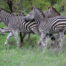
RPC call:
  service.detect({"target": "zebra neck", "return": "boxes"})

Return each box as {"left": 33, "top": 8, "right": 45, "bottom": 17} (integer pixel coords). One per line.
{"left": 1, "top": 16, "right": 9, "bottom": 26}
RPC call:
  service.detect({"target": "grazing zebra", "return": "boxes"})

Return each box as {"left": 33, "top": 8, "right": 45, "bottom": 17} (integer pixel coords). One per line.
{"left": 0, "top": 8, "right": 40, "bottom": 47}
{"left": 33, "top": 7, "right": 66, "bottom": 48}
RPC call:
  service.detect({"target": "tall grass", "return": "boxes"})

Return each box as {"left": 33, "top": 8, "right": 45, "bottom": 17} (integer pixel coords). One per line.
{"left": 0, "top": 23, "right": 66, "bottom": 66}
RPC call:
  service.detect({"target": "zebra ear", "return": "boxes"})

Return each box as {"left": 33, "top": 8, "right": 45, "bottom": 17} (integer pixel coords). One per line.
{"left": 33, "top": 7, "right": 45, "bottom": 21}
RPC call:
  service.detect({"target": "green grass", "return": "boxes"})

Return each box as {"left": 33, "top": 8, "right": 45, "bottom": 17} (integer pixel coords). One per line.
{"left": 0, "top": 24, "right": 66, "bottom": 66}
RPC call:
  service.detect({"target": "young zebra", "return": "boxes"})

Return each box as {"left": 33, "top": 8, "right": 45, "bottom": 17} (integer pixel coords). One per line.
{"left": 0, "top": 8, "right": 40, "bottom": 47}
{"left": 33, "top": 7, "right": 66, "bottom": 49}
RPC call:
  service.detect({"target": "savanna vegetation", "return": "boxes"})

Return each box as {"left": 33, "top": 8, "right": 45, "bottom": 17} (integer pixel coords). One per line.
{"left": 0, "top": 0, "right": 66, "bottom": 66}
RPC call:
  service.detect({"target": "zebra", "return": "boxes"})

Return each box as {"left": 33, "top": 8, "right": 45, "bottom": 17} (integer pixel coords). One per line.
{"left": 33, "top": 7, "right": 66, "bottom": 49}
{"left": 0, "top": 7, "right": 61, "bottom": 48}
{"left": 25, "top": 6, "right": 60, "bottom": 21}
{"left": 13, "top": 6, "right": 61, "bottom": 44}
{"left": 24, "top": 7, "right": 61, "bottom": 41}
{"left": 0, "top": 8, "right": 40, "bottom": 47}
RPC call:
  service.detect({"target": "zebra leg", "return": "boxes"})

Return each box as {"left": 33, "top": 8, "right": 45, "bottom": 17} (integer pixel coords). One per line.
{"left": 5, "top": 32, "right": 13, "bottom": 46}
{"left": 12, "top": 30, "right": 20, "bottom": 47}
{"left": 27, "top": 33, "right": 31, "bottom": 41}
{"left": 39, "top": 33, "right": 50, "bottom": 48}
{"left": 19, "top": 32, "right": 23, "bottom": 43}
{"left": 20, "top": 32, "right": 26, "bottom": 47}
{"left": 59, "top": 32, "right": 64, "bottom": 49}
{"left": 50, "top": 34, "right": 59, "bottom": 48}
{"left": 32, "top": 28, "right": 50, "bottom": 48}
{"left": 51, "top": 32, "right": 65, "bottom": 50}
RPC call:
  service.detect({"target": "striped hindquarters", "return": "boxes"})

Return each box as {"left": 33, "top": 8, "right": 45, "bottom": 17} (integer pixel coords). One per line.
{"left": 51, "top": 16, "right": 66, "bottom": 32}
{"left": 22, "top": 20, "right": 38, "bottom": 33}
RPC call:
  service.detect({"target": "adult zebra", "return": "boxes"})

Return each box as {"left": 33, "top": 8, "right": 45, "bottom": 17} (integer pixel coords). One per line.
{"left": 0, "top": 8, "right": 59, "bottom": 45}
{"left": 33, "top": 7, "right": 66, "bottom": 49}
{"left": 0, "top": 8, "right": 40, "bottom": 47}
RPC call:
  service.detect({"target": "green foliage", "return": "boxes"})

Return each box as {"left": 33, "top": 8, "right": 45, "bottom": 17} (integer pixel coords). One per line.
{"left": 46, "top": 0, "right": 57, "bottom": 5}
{"left": 54, "top": 4, "right": 62, "bottom": 12}
{"left": 0, "top": 0, "right": 9, "bottom": 9}
{"left": 0, "top": 1, "right": 66, "bottom": 65}
{"left": 0, "top": 36, "right": 66, "bottom": 66}
{"left": 32, "top": 0, "right": 50, "bottom": 10}
{"left": 0, "top": 0, "right": 66, "bottom": 13}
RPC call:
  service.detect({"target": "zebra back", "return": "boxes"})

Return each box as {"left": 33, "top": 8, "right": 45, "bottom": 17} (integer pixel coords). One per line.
{"left": 33, "top": 7, "right": 66, "bottom": 34}
{"left": 25, "top": 6, "right": 60, "bottom": 23}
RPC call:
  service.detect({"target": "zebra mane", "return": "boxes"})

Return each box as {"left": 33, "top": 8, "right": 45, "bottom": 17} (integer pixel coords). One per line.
{"left": 37, "top": 8, "right": 45, "bottom": 17}
{"left": 48, "top": 6, "right": 60, "bottom": 15}
{"left": 33, "top": 7, "right": 45, "bottom": 18}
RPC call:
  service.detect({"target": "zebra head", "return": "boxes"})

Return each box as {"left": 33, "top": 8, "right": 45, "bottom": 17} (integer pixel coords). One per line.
{"left": 33, "top": 7, "right": 46, "bottom": 25}
{"left": 44, "top": 6, "right": 60, "bottom": 18}
{"left": 0, "top": 8, "right": 12, "bottom": 23}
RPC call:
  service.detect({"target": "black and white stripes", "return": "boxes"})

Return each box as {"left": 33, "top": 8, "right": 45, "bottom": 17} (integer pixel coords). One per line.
{"left": 33, "top": 7, "right": 66, "bottom": 48}
{"left": 50, "top": 16, "right": 66, "bottom": 32}
{"left": 0, "top": 7, "right": 66, "bottom": 48}
{"left": 0, "top": 8, "right": 39, "bottom": 47}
